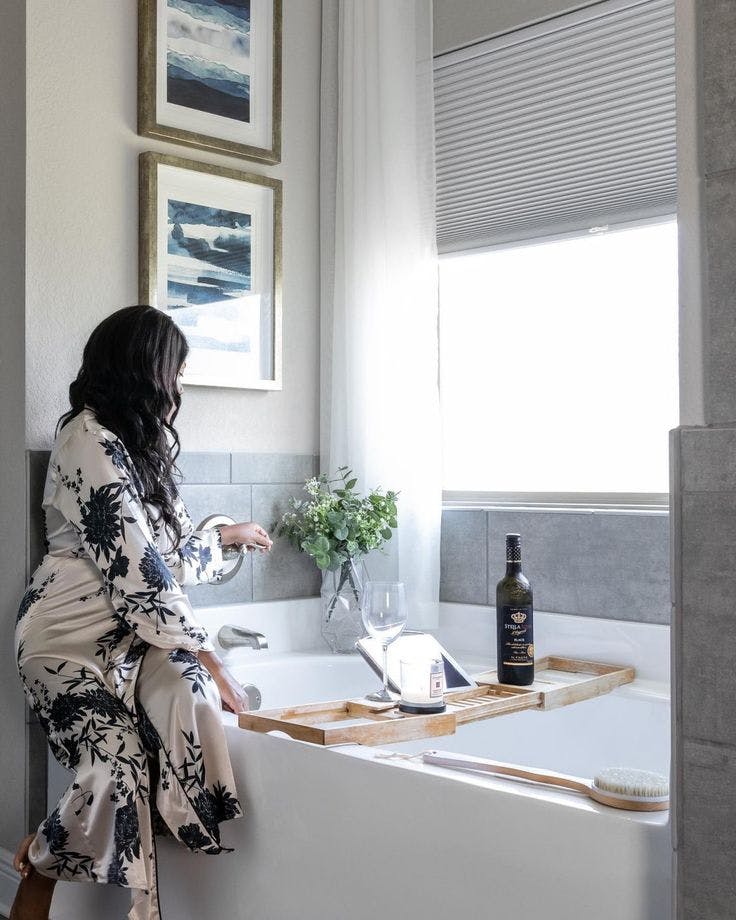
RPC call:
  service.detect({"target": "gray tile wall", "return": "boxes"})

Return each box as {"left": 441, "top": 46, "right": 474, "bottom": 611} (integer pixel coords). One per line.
{"left": 673, "top": 2, "right": 736, "bottom": 915}
{"left": 26, "top": 450, "right": 322, "bottom": 606}
{"left": 673, "top": 426, "right": 736, "bottom": 917}
{"left": 441, "top": 507, "right": 670, "bottom": 623}
{"left": 28, "top": 449, "right": 669, "bottom": 622}
{"left": 181, "top": 452, "right": 322, "bottom": 604}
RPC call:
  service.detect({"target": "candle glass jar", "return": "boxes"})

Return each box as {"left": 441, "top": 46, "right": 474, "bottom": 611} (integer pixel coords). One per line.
{"left": 398, "top": 656, "right": 446, "bottom": 714}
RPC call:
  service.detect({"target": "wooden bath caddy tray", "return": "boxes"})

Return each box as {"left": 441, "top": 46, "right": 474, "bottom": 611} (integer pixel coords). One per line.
{"left": 237, "top": 656, "right": 635, "bottom": 747}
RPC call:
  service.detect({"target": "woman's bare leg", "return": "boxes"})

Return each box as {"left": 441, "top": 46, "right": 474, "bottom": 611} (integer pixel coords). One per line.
{"left": 9, "top": 835, "right": 56, "bottom": 920}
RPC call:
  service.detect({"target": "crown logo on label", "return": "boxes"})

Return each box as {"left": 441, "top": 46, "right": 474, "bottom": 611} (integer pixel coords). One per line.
{"left": 510, "top": 611, "right": 527, "bottom": 624}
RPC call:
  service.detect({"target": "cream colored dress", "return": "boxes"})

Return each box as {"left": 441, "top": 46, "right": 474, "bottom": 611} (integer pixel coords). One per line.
{"left": 15, "top": 409, "right": 242, "bottom": 920}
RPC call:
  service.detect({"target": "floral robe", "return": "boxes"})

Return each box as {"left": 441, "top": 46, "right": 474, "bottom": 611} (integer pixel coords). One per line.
{"left": 15, "top": 409, "right": 242, "bottom": 920}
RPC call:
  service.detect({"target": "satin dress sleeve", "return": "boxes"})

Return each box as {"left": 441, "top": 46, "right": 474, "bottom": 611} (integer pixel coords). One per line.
{"left": 50, "top": 425, "right": 219, "bottom": 653}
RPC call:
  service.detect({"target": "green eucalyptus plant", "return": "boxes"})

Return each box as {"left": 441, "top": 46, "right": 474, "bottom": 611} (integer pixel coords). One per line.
{"left": 275, "top": 466, "right": 398, "bottom": 572}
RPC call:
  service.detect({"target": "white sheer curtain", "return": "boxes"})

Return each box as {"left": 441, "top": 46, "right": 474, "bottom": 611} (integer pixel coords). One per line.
{"left": 320, "top": 0, "right": 441, "bottom": 628}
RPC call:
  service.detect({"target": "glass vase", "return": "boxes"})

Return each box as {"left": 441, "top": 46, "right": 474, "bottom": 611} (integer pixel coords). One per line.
{"left": 320, "top": 557, "right": 368, "bottom": 654}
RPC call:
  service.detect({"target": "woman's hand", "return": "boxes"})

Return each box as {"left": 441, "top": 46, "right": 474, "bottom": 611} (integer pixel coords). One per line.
{"left": 199, "top": 651, "right": 250, "bottom": 713}
{"left": 218, "top": 521, "right": 273, "bottom": 554}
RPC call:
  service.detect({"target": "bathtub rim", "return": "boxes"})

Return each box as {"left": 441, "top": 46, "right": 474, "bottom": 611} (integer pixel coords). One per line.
{"left": 222, "top": 648, "right": 670, "bottom": 829}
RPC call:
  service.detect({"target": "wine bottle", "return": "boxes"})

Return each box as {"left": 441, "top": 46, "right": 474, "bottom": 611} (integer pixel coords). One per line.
{"left": 496, "top": 533, "right": 534, "bottom": 686}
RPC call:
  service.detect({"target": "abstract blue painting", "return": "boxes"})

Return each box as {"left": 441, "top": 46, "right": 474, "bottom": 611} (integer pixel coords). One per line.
{"left": 166, "top": 198, "right": 252, "bottom": 353}
{"left": 166, "top": 0, "right": 251, "bottom": 123}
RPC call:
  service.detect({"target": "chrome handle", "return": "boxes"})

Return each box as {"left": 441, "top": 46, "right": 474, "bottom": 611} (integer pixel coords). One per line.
{"left": 196, "top": 514, "right": 244, "bottom": 584}
{"left": 242, "top": 683, "right": 262, "bottom": 711}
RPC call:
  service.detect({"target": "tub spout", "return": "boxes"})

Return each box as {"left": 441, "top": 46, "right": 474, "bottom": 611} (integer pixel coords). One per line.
{"left": 218, "top": 625, "right": 269, "bottom": 650}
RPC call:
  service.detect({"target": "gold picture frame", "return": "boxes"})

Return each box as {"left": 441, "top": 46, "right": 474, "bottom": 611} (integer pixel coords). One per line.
{"left": 138, "top": 0, "right": 282, "bottom": 164}
{"left": 140, "top": 151, "right": 283, "bottom": 390}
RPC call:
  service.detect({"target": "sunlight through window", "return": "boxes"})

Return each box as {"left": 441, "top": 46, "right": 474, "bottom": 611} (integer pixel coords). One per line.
{"left": 440, "top": 221, "right": 679, "bottom": 494}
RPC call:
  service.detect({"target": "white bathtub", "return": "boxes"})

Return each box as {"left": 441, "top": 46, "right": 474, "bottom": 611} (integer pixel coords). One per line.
{"left": 44, "top": 607, "right": 672, "bottom": 920}
{"left": 164, "top": 651, "right": 670, "bottom": 920}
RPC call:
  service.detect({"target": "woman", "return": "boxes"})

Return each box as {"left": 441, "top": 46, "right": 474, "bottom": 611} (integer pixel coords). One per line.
{"left": 11, "top": 305, "right": 272, "bottom": 920}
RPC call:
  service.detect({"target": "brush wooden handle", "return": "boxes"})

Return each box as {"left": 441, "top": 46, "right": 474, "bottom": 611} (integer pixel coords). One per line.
{"left": 422, "top": 750, "right": 591, "bottom": 795}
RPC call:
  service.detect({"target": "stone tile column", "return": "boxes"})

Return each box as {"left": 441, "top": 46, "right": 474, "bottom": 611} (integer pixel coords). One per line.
{"left": 673, "top": 1, "right": 736, "bottom": 916}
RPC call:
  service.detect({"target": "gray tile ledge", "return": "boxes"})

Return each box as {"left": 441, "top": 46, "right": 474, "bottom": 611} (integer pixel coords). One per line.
{"left": 680, "top": 426, "right": 736, "bottom": 491}
{"left": 178, "top": 451, "right": 231, "bottom": 484}
{"left": 679, "top": 737, "right": 736, "bottom": 915}
{"left": 440, "top": 510, "right": 487, "bottom": 605}
{"left": 445, "top": 505, "right": 669, "bottom": 517}
{"left": 231, "top": 452, "right": 319, "bottom": 484}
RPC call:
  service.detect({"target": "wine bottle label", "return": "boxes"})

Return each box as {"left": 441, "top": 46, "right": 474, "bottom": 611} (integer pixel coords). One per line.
{"left": 500, "top": 605, "right": 534, "bottom": 666}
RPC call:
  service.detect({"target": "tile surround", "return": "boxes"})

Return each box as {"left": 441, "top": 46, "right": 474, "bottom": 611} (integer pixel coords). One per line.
{"left": 679, "top": 738, "right": 736, "bottom": 917}
{"left": 440, "top": 510, "right": 487, "bottom": 604}
{"left": 679, "top": 494, "right": 736, "bottom": 746}
{"left": 442, "top": 506, "right": 670, "bottom": 624}
{"left": 701, "top": 0, "right": 736, "bottom": 177}
{"left": 26, "top": 449, "right": 668, "bottom": 622}
{"left": 679, "top": 426, "right": 736, "bottom": 492}
{"left": 25, "top": 450, "right": 322, "bottom": 606}
{"left": 674, "top": 422, "right": 736, "bottom": 917}
{"left": 703, "top": 172, "right": 736, "bottom": 424}
{"left": 251, "top": 483, "right": 322, "bottom": 601}
{"left": 676, "top": 10, "right": 736, "bottom": 909}
{"left": 177, "top": 451, "right": 230, "bottom": 484}
{"left": 27, "top": 450, "right": 50, "bottom": 574}
{"left": 231, "top": 452, "right": 318, "bottom": 484}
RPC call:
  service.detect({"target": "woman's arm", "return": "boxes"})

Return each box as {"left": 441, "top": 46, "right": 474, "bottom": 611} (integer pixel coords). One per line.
{"left": 164, "top": 514, "right": 273, "bottom": 588}
{"left": 198, "top": 650, "right": 250, "bottom": 713}
{"left": 52, "top": 425, "right": 214, "bottom": 653}
{"left": 218, "top": 522, "right": 273, "bottom": 554}
{"left": 163, "top": 521, "right": 225, "bottom": 587}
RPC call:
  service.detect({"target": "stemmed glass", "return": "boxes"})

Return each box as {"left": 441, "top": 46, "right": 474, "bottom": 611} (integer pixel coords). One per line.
{"left": 361, "top": 581, "right": 408, "bottom": 702}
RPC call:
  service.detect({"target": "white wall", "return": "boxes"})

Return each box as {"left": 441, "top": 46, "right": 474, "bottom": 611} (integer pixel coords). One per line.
{"left": 26, "top": 0, "right": 321, "bottom": 453}
{"left": 433, "top": 0, "right": 602, "bottom": 52}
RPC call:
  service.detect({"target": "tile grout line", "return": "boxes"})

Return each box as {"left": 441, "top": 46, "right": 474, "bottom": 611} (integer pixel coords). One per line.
{"left": 485, "top": 509, "right": 490, "bottom": 607}
{"left": 249, "top": 483, "right": 255, "bottom": 603}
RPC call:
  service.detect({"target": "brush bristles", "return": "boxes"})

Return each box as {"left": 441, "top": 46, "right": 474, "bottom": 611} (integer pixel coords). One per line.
{"left": 593, "top": 767, "right": 669, "bottom": 799}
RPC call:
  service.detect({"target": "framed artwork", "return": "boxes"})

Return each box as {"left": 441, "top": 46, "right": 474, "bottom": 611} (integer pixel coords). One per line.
{"left": 138, "top": 0, "right": 282, "bottom": 164}
{"left": 140, "top": 151, "right": 282, "bottom": 390}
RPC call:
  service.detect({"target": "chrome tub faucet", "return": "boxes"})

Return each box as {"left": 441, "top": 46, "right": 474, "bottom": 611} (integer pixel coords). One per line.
{"left": 217, "top": 625, "right": 269, "bottom": 650}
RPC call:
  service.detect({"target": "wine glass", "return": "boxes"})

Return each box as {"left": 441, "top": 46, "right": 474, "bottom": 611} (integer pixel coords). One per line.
{"left": 361, "top": 581, "right": 408, "bottom": 702}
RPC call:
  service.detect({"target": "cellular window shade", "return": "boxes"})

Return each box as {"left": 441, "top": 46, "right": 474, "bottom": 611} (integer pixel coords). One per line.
{"left": 433, "top": 0, "right": 676, "bottom": 253}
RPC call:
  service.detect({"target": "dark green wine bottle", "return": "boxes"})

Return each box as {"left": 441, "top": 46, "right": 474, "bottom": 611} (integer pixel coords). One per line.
{"left": 496, "top": 534, "right": 534, "bottom": 686}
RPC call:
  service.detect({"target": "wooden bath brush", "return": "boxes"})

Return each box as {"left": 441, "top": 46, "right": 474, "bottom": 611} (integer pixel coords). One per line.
{"left": 422, "top": 750, "right": 669, "bottom": 812}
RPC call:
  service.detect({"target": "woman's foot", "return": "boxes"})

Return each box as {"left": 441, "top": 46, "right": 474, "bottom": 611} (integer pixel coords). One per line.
{"left": 9, "top": 835, "right": 56, "bottom": 920}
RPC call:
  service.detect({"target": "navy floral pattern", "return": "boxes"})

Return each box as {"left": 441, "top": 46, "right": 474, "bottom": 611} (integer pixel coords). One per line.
{"left": 17, "top": 571, "right": 57, "bottom": 625}
{"left": 101, "top": 437, "right": 128, "bottom": 473}
{"left": 168, "top": 649, "right": 213, "bottom": 697}
{"left": 139, "top": 544, "right": 175, "bottom": 592}
{"left": 14, "top": 410, "right": 240, "bottom": 920}
{"left": 79, "top": 483, "right": 124, "bottom": 562}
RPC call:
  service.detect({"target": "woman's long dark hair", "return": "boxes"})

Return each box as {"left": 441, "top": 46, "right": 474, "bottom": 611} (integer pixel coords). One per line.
{"left": 59, "top": 305, "right": 189, "bottom": 543}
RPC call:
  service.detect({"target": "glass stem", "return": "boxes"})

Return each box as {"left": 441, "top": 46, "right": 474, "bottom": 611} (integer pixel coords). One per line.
{"left": 382, "top": 642, "right": 389, "bottom": 694}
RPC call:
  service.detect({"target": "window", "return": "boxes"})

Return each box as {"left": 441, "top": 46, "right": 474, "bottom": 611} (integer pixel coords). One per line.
{"left": 434, "top": 0, "right": 676, "bottom": 254}
{"left": 439, "top": 220, "right": 678, "bottom": 497}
